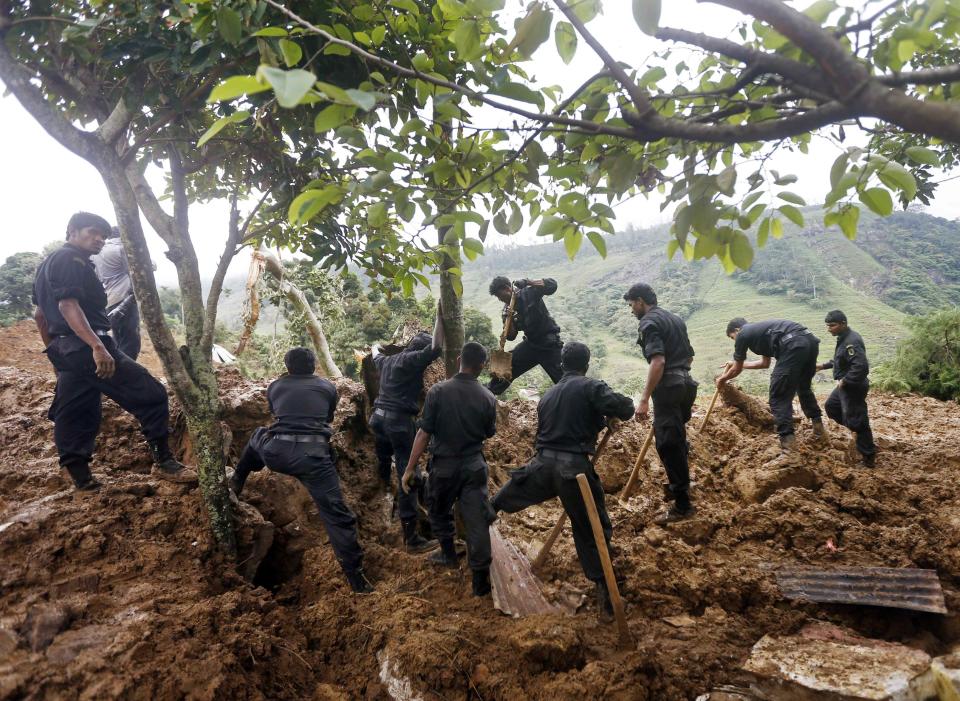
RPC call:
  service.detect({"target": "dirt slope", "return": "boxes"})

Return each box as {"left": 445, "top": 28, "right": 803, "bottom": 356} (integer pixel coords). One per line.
{"left": 1, "top": 327, "right": 959, "bottom": 700}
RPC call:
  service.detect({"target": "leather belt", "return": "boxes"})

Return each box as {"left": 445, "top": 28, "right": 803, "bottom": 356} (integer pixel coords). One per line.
{"left": 781, "top": 330, "right": 811, "bottom": 343}
{"left": 271, "top": 433, "right": 329, "bottom": 444}
{"left": 432, "top": 451, "right": 482, "bottom": 460}
{"left": 55, "top": 330, "right": 110, "bottom": 338}
{"left": 664, "top": 368, "right": 691, "bottom": 377}
{"left": 539, "top": 448, "right": 588, "bottom": 461}
{"left": 373, "top": 408, "right": 415, "bottom": 421}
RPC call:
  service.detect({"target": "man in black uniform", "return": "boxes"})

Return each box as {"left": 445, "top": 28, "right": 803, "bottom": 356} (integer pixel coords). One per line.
{"left": 401, "top": 342, "right": 498, "bottom": 596}
{"left": 717, "top": 318, "right": 825, "bottom": 452}
{"left": 491, "top": 342, "right": 634, "bottom": 616}
{"left": 370, "top": 309, "right": 444, "bottom": 553}
{"left": 487, "top": 276, "right": 563, "bottom": 395}
{"left": 33, "top": 212, "right": 194, "bottom": 492}
{"left": 816, "top": 310, "right": 877, "bottom": 467}
{"left": 229, "top": 347, "right": 372, "bottom": 593}
{"left": 624, "top": 283, "right": 698, "bottom": 524}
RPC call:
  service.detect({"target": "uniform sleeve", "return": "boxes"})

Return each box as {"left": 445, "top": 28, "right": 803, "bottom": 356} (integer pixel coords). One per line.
{"left": 405, "top": 343, "right": 442, "bottom": 372}
{"left": 46, "top": 252, "right": 88, "bottom": 302}
{"left": 373, "top": 353, "right": 385, "bottom": 371}
{"left": 326, "top": 381, "right": 339, "bottom": 424}
{"left": 821, "top": 359, "right": 835, "bottom": 370}
{"left": 590, "top": 380, "right": 636, "bottom": 421}
{"left": 733, "top": 333, "right": 750, "bottom": 362}
{"left": 419, "top": 386, "right": 440, "bottom": 434}
{"left": 639, "top": 320, "right": 665, "bottom": 361}
{"left": 266, "top": 380, "right": 277, "bottom": 417}
{"left": 485, "top": 396, "right": 497, "bottom": 438}
{"left": 843, "top": 340, "right": 869, "bottom": 384}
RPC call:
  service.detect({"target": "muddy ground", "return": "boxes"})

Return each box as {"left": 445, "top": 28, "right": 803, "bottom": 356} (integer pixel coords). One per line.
{"left": 1, "top": 320, "right": 960, "bottom": 700}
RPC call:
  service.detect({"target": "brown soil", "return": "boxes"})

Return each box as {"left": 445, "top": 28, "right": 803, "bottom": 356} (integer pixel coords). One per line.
{"left": 2, "top": 319, "right": 960, "bottom": 700}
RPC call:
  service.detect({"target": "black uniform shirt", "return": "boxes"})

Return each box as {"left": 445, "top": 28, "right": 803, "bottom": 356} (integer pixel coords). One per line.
{"left": 637, "top": 306, "right": 695, "bottom": 382}
{"left": 535, "top": 372, "right": 635, "bottom": 454}
{"left": 733, "top": 319, "right": 809, "bottom": 361}
{"left": 821, "top": 327, "right": 869, "bottom": 385}
{"left": 32, "top": 243, "right": 111, "bottom": 336}
{"left": 507, "top": 278, "right": 561, "bottom": 344}
{"left": 267, "top": 374, "right": 338, "bottom": 436}
{"left": 420, "top": 373, "right": 497, "bottom": 457}
{"left": 373, "top": 343, "right": 442, "bottom": 415}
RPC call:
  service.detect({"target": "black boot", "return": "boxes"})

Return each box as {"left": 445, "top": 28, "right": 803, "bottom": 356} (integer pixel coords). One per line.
{"left": 594, "top": 579, "right": 614, "bottom": 621}
{"left": 654, "top": 492, "right": 696, "bottom": 526}
{"left": 148, "top": 438, "right": 197, "bottom": 484}
{"left": 862, "top": 452, "right": 877, "bottom": 468}
{"left": 779, "top": 433, "right": 797, "bottom": 453}
{"left": 472, "top": 568, "right": 491, "bottom": 597}
{"left": 345, "top": 568, "right": 374, "bottom": 594}
{"left": 402, "top": 518, "right": 438, "bottom": 553}
{"left": 62, "top": 459, "right": 102, "bottom": 493}
{"left": 427, "top": 538, "right": 460, "bottom": 568}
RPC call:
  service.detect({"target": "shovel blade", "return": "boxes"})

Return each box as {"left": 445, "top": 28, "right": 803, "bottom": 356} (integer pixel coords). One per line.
{"left": 489, "top": 349, "right": 513, "bottom": 381}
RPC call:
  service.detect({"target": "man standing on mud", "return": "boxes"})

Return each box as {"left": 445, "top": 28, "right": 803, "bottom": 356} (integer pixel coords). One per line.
{"left": 32, "top": 212, "right": 195, "bottom": 492}
{"left": 92, "top": 227, "right": 141, "bottom": 360}
{"left": 400, "top": 342, "right": 498, "bottom": 597}
{"left": 816, "top": 310, "right": 877, "bottom": 467}
{"left": 491, "top": 342, "right": 634, "bottom": 617}
{"left": 487, "top": 276, "right": 563, "bottom": 395}
{"left": 717, "top": 317, "right": 825, "bottom": 452}
{"left": 229, "top": 347, "right": 372, "bottom": 593}
{"left": 624, "top": 283, "right": 698, "bottom": 524}
{"left": 370, "top": 306, "right": 444, "bottom": 553}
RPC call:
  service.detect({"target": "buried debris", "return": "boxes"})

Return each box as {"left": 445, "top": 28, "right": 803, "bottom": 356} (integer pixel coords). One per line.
{"left": 776, "top": 565, "right": 947, "bottom": 614}
{"left": 489, "top": 525, "right": 569, "bottom": 617}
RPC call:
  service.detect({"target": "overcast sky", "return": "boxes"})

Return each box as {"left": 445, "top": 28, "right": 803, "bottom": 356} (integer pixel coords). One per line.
{"left": 2, "top": 1, "right": 959, "bottom": 286}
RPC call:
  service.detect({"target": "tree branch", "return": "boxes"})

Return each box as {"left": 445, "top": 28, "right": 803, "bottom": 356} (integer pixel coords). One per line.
{"left": 880, "top": 65, "right": 960, "bottom": 86}
{"left": 123, "top": 161, "right": 177, "bottom": 246}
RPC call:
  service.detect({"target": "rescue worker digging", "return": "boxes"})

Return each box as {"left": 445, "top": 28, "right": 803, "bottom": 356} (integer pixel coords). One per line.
{"left": 487, "top": 276, "right": 563, "bottom": 395}
{"left": 817, "top": 310, "right": 878, "bottom": 467}
{"left": 491, "top": 341, "right": 634, "bottom": 617}
{"left": 624, "top": 283, "right": 698, "bottom": 524}
{"left": 370, "top": 305, "right": 444, "bottom": 553}
{"left": 32, "top": 212, "right": 195, "bottom": 492}
{"left": 228, "top": 347, "right": 372, "bottom": 594}
{"left": 716, "top": 317, "right": 825, "bottom": 452}
{"left": 401, "top": 342, "right": 498, "bottom": 597}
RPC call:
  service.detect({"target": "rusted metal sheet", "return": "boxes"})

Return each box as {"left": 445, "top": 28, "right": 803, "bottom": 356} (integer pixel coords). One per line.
{"left": 489, "top": 525, "right": 570, "bottom": 617}
{"left": 775, "top": 565, "right": 947, "bottom": 614}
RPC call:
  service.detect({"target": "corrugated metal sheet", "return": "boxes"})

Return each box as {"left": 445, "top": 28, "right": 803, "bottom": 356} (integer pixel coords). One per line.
{"left": 490, "top": 525, "right": 571, "bottom": 617}
{"left": 776, "top": 565, "right": 947, "bottom": 614}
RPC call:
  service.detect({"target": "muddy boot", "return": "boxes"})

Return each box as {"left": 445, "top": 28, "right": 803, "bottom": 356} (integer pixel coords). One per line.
{"left": 654, "top": 492, "right": 696, "bottom": 526}
{"left": 345, "top": 569, "right": 374, "bottom": 594}
{"left": 472, "top": 568, "right": 491, "bottom": 597}
{"left": 402, "top": 518, "right": 438, "bottom": 553}
{"left": 779, "top": 433, "right": 797, "bottom": 454}
{"left": 862, "top": 452, "right": 877, "bottom": 468}
{"left": 594, "top": 579, "right": 614, "bottom": 622}
{"left": 811, "top": 418, "right": 827, "bottom": 443}
{"left": 427, "top": 539, "right": 460, "bottom": 569}
{"left": 148, "top": 439, "right": 198, "bottom": 484}
{"left": 62, "top": 459, "right": 101, "bottom": 493}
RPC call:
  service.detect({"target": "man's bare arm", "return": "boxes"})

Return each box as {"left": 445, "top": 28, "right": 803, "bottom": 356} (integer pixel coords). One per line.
{"left": 401, "top": 428, "right": 431, "bottom": 493}
{"left": 58, "top": 299, "right": 115, "bottom": 379}
{"left": 34, "top": 308, "right": 51, "bottom": 347}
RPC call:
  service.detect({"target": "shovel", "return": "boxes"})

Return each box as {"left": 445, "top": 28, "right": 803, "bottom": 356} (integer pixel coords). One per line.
{"left": 489, "top": 291, "right": 517, "bottom": 382}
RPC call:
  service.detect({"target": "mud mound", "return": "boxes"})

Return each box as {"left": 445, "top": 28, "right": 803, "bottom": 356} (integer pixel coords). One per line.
{"left": 2, "top": 361, "right": 960, "bottom": 700}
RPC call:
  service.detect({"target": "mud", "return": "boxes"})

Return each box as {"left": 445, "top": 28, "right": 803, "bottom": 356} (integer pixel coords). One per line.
{"left": 1, "top": 319, "right": 960, "bottom": 700}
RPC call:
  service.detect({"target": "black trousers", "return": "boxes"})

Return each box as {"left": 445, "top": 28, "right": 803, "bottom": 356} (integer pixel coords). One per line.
{"left": 770, "top": 338, "right": 822, "bottom": 437}
{"left": 234, "top": 427, "right": 363, "bottom": 574}
{"left": 487, "top": 336, "right": 563, "bottom": 395}
{"left": 652, "top": 377, "right": 698, "bottom": 503}
{"left": 108, "top": 300, "right": 142, "bottom": 362}
{"left": 45, "top": 335, "right": 169, "bottom": 468}
{"left": 426, "top": 454, "right": 496, "bottom": 571}
{"left": 492, "top": 452, "right": 611, "bottom": 582}
{"left": 825, "top": 382, "right": 876, "bottom": 457}
{"left": 369, "top": 410, "right": 420, "bottom": 522}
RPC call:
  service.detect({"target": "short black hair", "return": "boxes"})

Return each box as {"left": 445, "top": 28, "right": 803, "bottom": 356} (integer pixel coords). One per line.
{"left": 561, "top": 341, "right": 590, "bottom": 372}
{"left": 623, "top": 283, "right": 657, "bottom": 306}
{"left": 460, "top": 342, "right": 487, "bottom": 370}
{"left": 284, "top": 347, "right": 317, "bottom": 375}
{"left": 489, "top": 276, "right": 512, "bottom": 296}
{"left": 66, "top": 212, "right": 111, "bottom": 240}
{"left": 825, "top": 310, "right": 847, "bottom": 324}
{"left": 726, "top": 317, "right": 748, "bottom": 336}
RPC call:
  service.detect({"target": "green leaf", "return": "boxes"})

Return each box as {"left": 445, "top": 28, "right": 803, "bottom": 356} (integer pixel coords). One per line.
{"left": 537, "top": 215, "right": 564, "bottom": 237}
{"left": 462, "top": 237, "right": 484, "bottom": 261}
{"left": 507, "top": 2, "right": 552, "bottom": 59}
{"left": 632, "top": 0, "right": 661, "bottom": 36}
{"left": 288, "top": 186, "right": 343, "bottom": 224}
{"left": 905, "top": 146, "right": 939, "bottom": 166}
{"left": 368, "top": 201, "right": 388, "bottom": 227}
{"left": 279, "top": 38, "right": 303, "bottom": 67}
{"left": 451, "top": 19, "right": 483, "bottom": 61}
{"left": 490, "top": 81, "right": 545, "bottom": 109}
{"left": 345, "top": 88, "right": 377, "bottom": 111}
{"left": 315, "top": 81, "right": 350, "bottom": 103}
{"left": 897, "top": 38, "right": 916, "bottom": 62}
{"left": 587, "top": 231, "right": 606, "bottom": 258}
{"left": 876, "top": 163, "right": 917, "bottom": 199}
{"left": 208, "top": 75, "right": 269, "bottom": 103}
{"left": 554, "top": 21, "right": 577, "bottom": 64}
{"left": 771, "top": 217, "right": 783, "bottom": 239}
{"left": 571, "top": 0, "right": 600, "bottom": 22}
{"left": 401, "top": 274, "right": 414, "bottom": 298}
{"left": 666, "top": 239, "right": 680, "bottom": 260}
{"left": 257, "top": 66, "right": 316, "bottom": 108}
{"left": 716, "top": 166, "right": 737, "bottom": 196}
{"left": 757, "top": 217, "right": 770, "bottom": 248}
{"left": 253, "top": 27, "right": 288, "bottom": 37}
{"left": 196, "top": 110, "right": 249, "bottom": 147}
{"left": 314, "top": 103, "right": 354, "bottom": 132}
{"left": 837, "top": 204, "right": 860, "bottom": 240}
{"left": 563, "top": 229, "right": 583, "bottom": 260}
{"left": 778, "top": 205, "right": 804, "bottom": 227}
{"left": 729, "top": 231, "right": 754, "bottom": 270}
{"left": 829, "top": 152, "right": 848, "bottom": 190}
{"left": 371, "top": 25, "right": 386, "bottom": 45}
{"left": 217, "top": 7, "right": 242, "bottom": 45}
{"left": 777, "top": 191, "right": 806, "bottom": 206}
{"left": 742, "top": 191, "right": 763, "bottom": 210}
{"left": 859, "top": 187, "right": 893, "bottom": 216}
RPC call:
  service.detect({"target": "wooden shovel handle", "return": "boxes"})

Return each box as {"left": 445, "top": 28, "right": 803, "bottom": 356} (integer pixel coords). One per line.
{"left": 619, "top": 427, "right": 655, "bottom": 502}
{"left": 499, "top": 291, "right": 518, "bottom": 352}
{"left": 698, "top": 387, "right": 721, "bottom": 435}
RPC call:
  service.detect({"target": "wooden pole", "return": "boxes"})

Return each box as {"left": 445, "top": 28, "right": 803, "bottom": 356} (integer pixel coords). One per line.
{"left": 576, "top": 473, "right": 632, "bottom": 648}
{"left": 532, "top": 424, "right": 616, "bottom": 571}
{"left": 698, "top": 387, "right": 721, "bottom": 435}
{"left": 499, "top": 291, "right": 518, "bottom": 352}
{"left": 618, "top": 428, "right": 655, "bottom": 503}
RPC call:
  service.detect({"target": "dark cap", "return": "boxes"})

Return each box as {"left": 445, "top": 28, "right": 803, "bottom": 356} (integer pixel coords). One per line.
{"left": 825, "top": 310, "right": 847, "bottom": 324}
{"left": 284, "top": 347, "right": 317, "bottom": 375}
{"left": 561, "top": 341, "right": 591, "bottom": 372}
{"left": 623, "top": 283, "right": 657, "bottom": 305}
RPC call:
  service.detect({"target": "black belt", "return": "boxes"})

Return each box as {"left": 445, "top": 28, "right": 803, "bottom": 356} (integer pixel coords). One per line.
{"left": 55, "top": 330, "right": 110, "bottom": 339}
{"left": 780, "top": 330, "right": 811, "bottom": 343}
{"left": 664, "top": 368, "right": 691, "bottom": 377}
{"left": 373, "top": 408, "right": 415, "bottom": 421}
{"left": 432, "top": 451, "right": 482, "bottom": 460}
{"left": 271, "top": 433, "right": 329, "bottom": 443}
{"left": 539, "top": 448, "right": 588, "bottom": 461}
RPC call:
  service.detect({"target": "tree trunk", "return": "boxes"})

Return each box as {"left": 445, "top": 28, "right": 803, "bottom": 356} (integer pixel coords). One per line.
{"left": 438, "top": 226, "right": 464, "bottom": 380}
{"left": 235, "top": 250, "right": 265, "bottom": 356}
{"left": 260, "top": 249, "right": 342, "bottom": 378}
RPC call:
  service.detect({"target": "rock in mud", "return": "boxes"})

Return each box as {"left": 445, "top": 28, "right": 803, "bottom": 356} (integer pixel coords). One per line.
{"left": 44, "top": 624, "right": 119, "bottom": 665}
{"left": 22, "top": 603, "right": 71, "bottom": 652}
{"left": 734, "top": 465, "right": 818, "bottom": 504}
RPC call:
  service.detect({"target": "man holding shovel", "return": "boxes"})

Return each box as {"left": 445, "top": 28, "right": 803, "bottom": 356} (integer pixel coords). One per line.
{"left": 624, "top": 283, "right": 698, "bottom": 524}
{"left": 487, "top": 276, "right": 563, "bottom": 395}
{"left": 491, "top": 342, "right": 634, "bottom": 617}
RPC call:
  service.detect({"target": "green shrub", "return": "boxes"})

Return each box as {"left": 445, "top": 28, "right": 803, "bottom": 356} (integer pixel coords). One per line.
{"left": 874, "top": 308, "right": 960, "bottom": 401}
